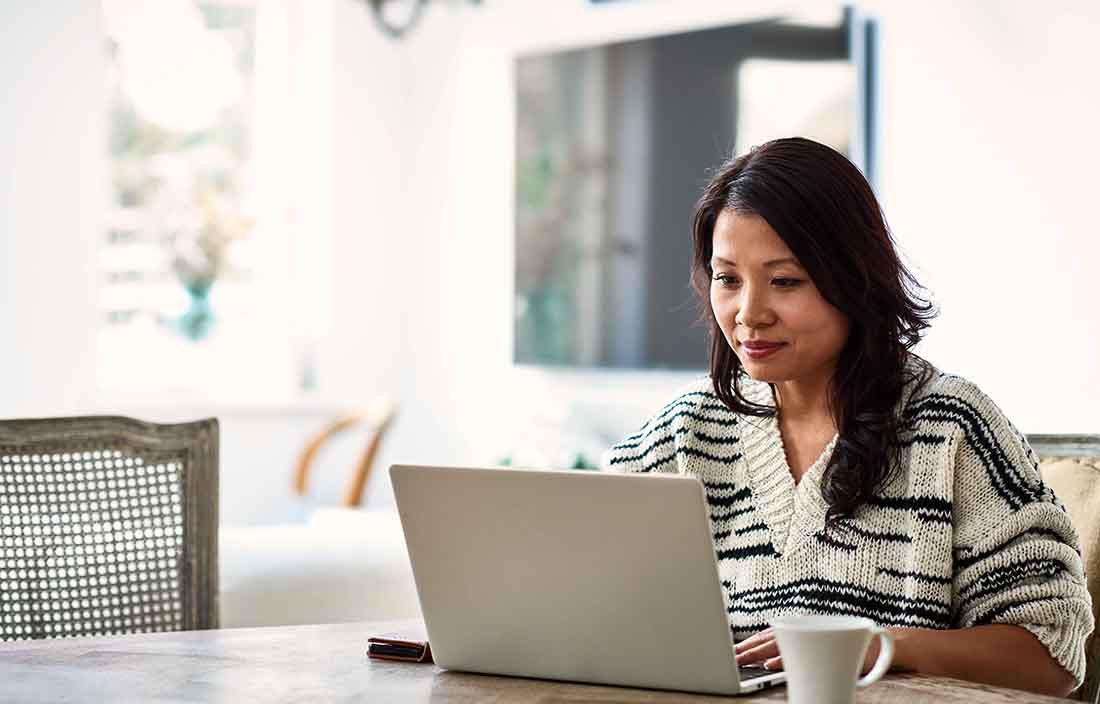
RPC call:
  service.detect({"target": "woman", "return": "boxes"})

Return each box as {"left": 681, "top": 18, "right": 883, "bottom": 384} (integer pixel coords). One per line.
{"left": 603, "top": 138, "right": 1092, "bottom": 696}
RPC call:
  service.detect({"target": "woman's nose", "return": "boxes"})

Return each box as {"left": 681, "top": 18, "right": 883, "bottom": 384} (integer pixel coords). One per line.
{"left": 736, "top": 287, "right": 774, "bottom": 329}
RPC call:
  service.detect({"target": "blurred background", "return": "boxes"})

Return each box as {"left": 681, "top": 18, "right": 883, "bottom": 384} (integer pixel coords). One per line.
{"left": 2, "top": 0, "right": 1099, "bottom": 626}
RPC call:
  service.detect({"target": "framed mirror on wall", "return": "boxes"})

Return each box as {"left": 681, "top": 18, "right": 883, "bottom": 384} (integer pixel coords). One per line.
{"left": 513, "top": 7, "right": 879, "bottom": 371}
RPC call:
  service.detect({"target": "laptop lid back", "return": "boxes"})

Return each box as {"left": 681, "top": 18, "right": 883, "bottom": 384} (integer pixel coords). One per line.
{"left": 390, "top": 465, "right": 744, "bottom": 695}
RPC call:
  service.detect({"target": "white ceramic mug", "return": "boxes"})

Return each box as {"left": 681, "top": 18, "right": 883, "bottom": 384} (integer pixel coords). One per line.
{"left": 770, "top": 614, "right": 894, "bottom": 704}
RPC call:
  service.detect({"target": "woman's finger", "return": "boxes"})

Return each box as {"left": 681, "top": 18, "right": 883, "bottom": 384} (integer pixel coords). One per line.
{"left": 733, "top": 628, "right": 774, "bottom": 653}
{"left": 734, "top": 639, "right": 779, "bottom": 665}
{"left": 763, "top": 655, "right": 783, "bottom": 671}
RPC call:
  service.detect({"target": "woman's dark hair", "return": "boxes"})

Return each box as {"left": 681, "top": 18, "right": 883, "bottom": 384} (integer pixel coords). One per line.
{"left": 690, "top": 137, "right": 936, "bottom": 524}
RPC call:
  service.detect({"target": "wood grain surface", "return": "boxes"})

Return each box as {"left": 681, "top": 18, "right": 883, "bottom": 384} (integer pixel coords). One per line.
{"left": 0, "top": 620, "right": 1068, "bottom": 703}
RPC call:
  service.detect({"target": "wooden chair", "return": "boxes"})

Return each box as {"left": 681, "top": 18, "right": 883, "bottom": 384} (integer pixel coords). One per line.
{"left": 0, "top": 416, "right": 219, "bottom": 640}
{"left": 1029, "top": 434, "right": 1100, "bottom": 704}
{"left": 291, "top": 398, "right": 396, "bottom": 508}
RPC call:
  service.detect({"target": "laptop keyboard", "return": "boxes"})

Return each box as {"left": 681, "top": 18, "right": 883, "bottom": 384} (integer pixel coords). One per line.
{"left": 738, "top": 664, "right": 782, "bottom": 679}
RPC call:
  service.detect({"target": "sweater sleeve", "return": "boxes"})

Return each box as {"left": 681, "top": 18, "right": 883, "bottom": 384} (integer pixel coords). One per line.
{"left": 948, "top": 388, "right": 1094, "bottom": 687}
{"left": 600, "top": 387, "right": 711, "bottom": 474}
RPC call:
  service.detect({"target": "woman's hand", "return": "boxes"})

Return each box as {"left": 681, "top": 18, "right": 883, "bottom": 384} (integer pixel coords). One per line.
{"left": 735, "top": 624, "right": 1074, "bottom": 696}
{"left": 734, "top": 628, "right": 782, "bottom": 670}
{"left": 734, "top": 627, "right": 882, "bottom": 673}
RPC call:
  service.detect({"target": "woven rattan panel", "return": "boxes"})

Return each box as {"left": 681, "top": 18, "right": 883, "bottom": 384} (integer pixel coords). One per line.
{"left": 0, "top": 447, "right": 187, "bottom": 640}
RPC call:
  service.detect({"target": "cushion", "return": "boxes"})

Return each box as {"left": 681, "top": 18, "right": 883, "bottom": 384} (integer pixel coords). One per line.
{"left": 219, "top": 508, "right": 421, "bottom": 628}
{"left": 1040, "top": 457, "right": 1100, "bottom": 701}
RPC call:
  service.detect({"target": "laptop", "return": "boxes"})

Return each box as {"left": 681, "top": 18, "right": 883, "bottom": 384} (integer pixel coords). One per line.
{"left": 390, "top": 464, "right": 786, "bottom": 696}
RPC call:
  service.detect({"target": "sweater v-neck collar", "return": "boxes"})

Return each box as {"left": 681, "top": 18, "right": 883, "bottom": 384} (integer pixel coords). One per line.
{"left": 737, "top": 378, "right": 835, "bottom": 557}
{"left": 733, "top": 355, "right": 933, "bottom": 557}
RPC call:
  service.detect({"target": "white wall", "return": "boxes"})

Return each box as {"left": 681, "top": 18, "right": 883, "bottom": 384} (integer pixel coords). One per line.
{"left": 875, "top": 1, "right": 1100, "bottom": 431}
{"left": 413, "top": 0, "right": 1100, "bottom": 437}
{"left": 0, "top": 1, "right": 102, "bottom": 418}
{"left": 2, "top": 1, "right": 1098, "bottom": 524}
{"left": 360, "top": 0, "right": 1100, "bottom": 482}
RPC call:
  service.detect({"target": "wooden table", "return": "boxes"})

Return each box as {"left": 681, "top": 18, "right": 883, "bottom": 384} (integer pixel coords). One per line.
{"left": 0, "top": 621, "right": 1067, "bottom": 703}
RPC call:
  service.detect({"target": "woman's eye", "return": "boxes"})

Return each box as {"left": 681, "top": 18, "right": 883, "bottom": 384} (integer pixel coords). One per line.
{"left": 712, "top": 274, "right": 740, "bottom": 287}
{"left": 772, "top": 277, "right": 803, "bottom": 288}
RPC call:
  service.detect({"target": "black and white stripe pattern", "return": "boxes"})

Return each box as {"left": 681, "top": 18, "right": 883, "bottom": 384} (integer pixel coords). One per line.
{"left": 725, "top": 577, "right": 953, "bottom": 632}
{"left": 603, "top": 359, "right": 1094, "bottom": 686}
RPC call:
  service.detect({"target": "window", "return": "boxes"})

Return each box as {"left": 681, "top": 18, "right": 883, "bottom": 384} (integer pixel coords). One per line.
{"left": 98, "top": 0, "right": 331, "bottom": 403}
{"left": 513, "top": 11, "right": 878, "bottom": 370}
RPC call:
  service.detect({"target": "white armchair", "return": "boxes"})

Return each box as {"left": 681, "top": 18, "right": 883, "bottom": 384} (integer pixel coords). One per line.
{"left": 218, "top": 398, "right": 420, "bottom": 627}
{"left": 220, "top": 507, "right": 420, "bottom": 627}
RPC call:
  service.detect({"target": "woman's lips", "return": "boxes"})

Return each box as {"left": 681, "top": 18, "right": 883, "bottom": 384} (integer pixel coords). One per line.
{"left": 741, "top": 342, "right": 785, "bottom": 360}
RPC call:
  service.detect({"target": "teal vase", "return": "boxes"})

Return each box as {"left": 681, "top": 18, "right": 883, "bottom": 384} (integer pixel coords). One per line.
{"left": 178, "top": 282, "right": 215, "bottom": 342}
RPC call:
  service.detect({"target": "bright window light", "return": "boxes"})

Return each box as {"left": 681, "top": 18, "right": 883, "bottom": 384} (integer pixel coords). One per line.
{"left": 97, "top": 0, "right": 331, "bottom": 405}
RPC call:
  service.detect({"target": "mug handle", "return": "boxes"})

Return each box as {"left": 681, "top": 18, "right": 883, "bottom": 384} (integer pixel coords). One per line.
{"left": 856, "top": 626, "right": 894, "bottom": 687}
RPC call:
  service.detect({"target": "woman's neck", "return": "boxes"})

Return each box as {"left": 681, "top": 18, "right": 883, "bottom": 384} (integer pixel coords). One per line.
{"left": 773, "top": 376, "right": 832, "bottom": 422}
{"left": 772, "top": 376, "right": 838, "bottom": 481}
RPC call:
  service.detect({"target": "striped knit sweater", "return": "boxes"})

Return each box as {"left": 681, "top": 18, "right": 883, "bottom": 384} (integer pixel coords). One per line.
{"left": 602, "top": 357, "right": 1094, "bottom": 685}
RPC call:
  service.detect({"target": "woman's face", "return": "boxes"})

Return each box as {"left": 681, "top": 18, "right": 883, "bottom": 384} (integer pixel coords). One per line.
{"left": 709, "top": 209, "right": 850, "bottom": 389}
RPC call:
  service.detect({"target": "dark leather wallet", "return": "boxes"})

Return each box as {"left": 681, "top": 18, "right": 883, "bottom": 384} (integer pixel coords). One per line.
{"left": 367, "top": 631, "right": 433, "bottom": 663}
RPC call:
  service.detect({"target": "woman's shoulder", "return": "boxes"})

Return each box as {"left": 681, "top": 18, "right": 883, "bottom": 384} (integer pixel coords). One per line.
{"left": 672, "top": 374, "right": 721, "bottom": 401}
{"left": 603, "top": 377, "right": 738, "bottom": 464}
{"left": 666, "top": 374, "right": 775, "bottom": 414}
{"left": 900, "top": 356, "right": 1033, "bottom": 468}
{"left": 649, "top": 375, "right": 735, "bottom": 425}
{"left": 903, "top": 356, "right": 1008, "bottom": 421}
{"left": 892, "top": 359, "right": 1058, "bottom": 519}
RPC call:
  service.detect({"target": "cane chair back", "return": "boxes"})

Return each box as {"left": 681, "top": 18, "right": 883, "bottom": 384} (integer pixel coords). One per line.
{"left": 0, "top": 416, "right": 218, "bottom": 641}
{"left": 1029, "top": 434, "right": 1100, "bottom": 704}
